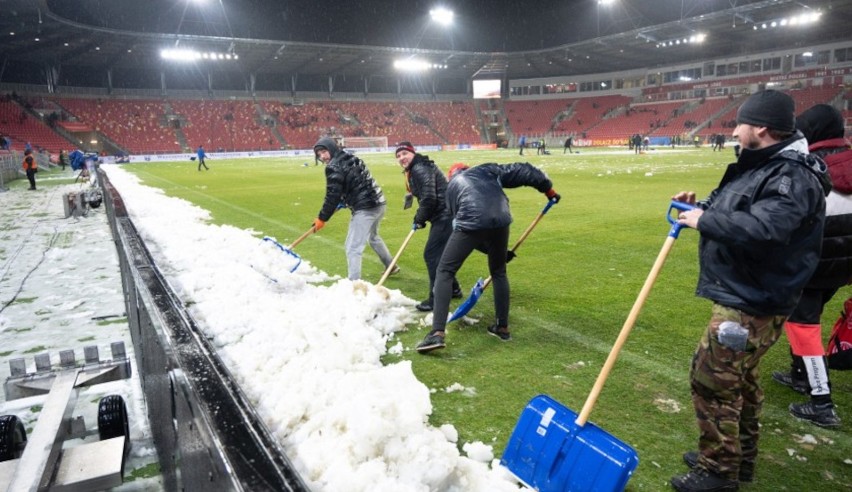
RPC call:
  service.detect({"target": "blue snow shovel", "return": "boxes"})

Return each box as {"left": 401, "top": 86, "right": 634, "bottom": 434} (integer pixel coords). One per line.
{"left": 263, "top": 226, "right": 316, "bottom": 273}
{"left": 501, "top": 200, "right": 695, "bottom": 491}
{"left": 448, "top": 199, "right": 557, "bottom": 322}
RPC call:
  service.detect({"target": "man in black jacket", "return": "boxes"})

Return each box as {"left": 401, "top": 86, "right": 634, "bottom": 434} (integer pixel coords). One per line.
{"left": 416, "top": 162, "right": 559, "bottom": 353}
{"left": 313, "top": 137, "right": 395, "bottom": 280}
{"left": 771, "top": 103, "right": 851, "bottom": 428}
{"left": 394, "top": 142, "right": 462, "bottom": 311}
{"left": 671, "top": 90, "right": 830, "bottom": 492}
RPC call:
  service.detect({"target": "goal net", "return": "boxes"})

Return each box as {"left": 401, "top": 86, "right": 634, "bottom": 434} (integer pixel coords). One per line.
{"left": 341, "top": 136, "right": 388, "bottom": 151}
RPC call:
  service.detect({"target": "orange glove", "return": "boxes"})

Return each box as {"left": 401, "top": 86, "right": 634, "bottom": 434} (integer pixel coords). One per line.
{"left": 313, "top": 218, "right": 326, "bottom": 231}
{"left": 545, "top": 189, "right": 561, "bottom": 203}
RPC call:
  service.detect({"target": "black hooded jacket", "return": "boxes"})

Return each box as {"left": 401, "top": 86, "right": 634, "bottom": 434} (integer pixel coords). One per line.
{"left": 314, "top": 137, "right": 386, "bottom": 221}
{"left": 405, "top": 153, "right": 450, "bottom": 225}
{"left": 695, "top": 133, "right": 827, "bottom": 316}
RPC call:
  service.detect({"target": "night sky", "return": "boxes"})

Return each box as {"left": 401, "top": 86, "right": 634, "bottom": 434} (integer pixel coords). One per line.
{"left": 48, "top": 0, "right": 771, "bottom": 52}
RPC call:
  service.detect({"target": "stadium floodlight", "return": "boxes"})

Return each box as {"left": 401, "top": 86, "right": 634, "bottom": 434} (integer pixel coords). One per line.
{"left": 162, "top": 48, "right": 238, "bottom": 62}
{"left": 656, "top": 32, "right": 706, "bottom": 48}
{"left": 394, "top": 59, "right": 432, "bottom": 72}
{"left": 752, "top": 11, "right": 821, "bottom": 30}
{"left": 161, "top": 48, "right": 201, "bottom": 61}
{"left": 429, "top": 7, "right": 454, "bottom": 26}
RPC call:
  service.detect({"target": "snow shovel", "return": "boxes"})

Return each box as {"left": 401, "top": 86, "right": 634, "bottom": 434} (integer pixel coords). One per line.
{"left": 448, "top": 199, "right": 556, "bottom": 322}
{"left": 262, "top": 226, "right": 316, "bottom": 273}
{"left": 377, "top": 225, "right": 417, "bottom": 287}
{"left": 501, "top": 201, "right": 695, "bottom": 491}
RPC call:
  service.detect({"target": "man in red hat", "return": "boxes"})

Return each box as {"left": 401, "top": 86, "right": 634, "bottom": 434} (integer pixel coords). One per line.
{"left": 771, "top": 103, "right": 851, "bottom": 429}
{"left": 416, "top": 161, "right": 559, "bottom": 353}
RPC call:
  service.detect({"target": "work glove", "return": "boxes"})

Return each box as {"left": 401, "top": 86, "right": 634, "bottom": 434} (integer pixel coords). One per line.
{"left": 313, "top": 218, "right": 326, "bottom": 232}
{"left": 545, "top": 188, "right": 561, "bottom": 203}
{"left": 506, "top": 250, "right": 516, "bottom": 263}
{"left": 413, "top": 221, "right": 426, "bottom": 230}
{"left": 403, "top": 193, "right": 414, "bottom": 210}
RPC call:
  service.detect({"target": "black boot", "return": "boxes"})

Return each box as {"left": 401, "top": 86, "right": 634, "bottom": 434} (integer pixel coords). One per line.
{"left": 415, "top": 298, "right": 433, "bottom": 312}
{"left": 683, "top": 451, "right": 752, "bottom": 483}
{"left": 789, "top": 399, "right": 841, "bottom": 428}
{"left": 772, "top": 353, "right": 809, "bottom": 394}
{"left": 671, "top": 467, "right": 738, "bottom": 491}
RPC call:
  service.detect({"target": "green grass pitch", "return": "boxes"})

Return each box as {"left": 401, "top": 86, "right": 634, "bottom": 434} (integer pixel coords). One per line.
{"left": 122, "top": 146, "right": 851, "bottom": 490}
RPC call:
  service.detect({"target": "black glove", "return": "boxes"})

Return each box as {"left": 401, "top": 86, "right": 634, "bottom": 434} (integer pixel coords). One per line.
{"left": 506, "top": 250, "right": 516, "bottom": 263}
{"left": 414, "top": 221, "right": 426, "bottom": 230}
{"left": 403, "top": 193, "right": 414, "bottom": 210}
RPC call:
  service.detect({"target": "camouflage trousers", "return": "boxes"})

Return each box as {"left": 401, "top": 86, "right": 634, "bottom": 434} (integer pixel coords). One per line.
{"left": 690, "top": 303, "right": 786, "bottom": 480}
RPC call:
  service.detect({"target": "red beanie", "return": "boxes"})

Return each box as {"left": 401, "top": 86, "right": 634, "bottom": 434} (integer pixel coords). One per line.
{"left": 447, "top": 163, "right": 469, "bottom": 180}
{"left": 394, "top": 141, "right": 415, "bottom": 156}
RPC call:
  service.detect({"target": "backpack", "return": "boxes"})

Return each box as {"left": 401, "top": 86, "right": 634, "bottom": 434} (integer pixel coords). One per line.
{"left": 826, "top": 297, "right": 852, "bottom": 370}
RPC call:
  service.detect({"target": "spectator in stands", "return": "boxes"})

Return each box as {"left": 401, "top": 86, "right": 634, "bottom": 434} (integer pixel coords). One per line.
{"left": 22, "top": 149, "right": 37, "bottom": 190}
{"left": 313, "top": 137, "right": 396, "bottom": 281}
{"left": 670, "top": 90, "right": 829, "bottom": 492}
{"left": 415, "top": 162, "right": 560, "bottom": 354}
{"left": 518, "top": 135, "right": 527, "bottom": 156}
{"left": 394, "top": 142, "right": 463, "bottom": 311}
{"left": 24, "top": 141, "right": 32, "bottom": 152}
{"left": 771, "top": 103, "right": 851, "bottom": 429}
{"left": 196, "top": 145, "right": 209, "bottom": 171}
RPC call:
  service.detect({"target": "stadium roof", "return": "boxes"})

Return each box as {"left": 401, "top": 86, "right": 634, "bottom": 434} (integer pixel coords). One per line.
{"left": 1, "top": 0, "right": 850, "bottom": 89}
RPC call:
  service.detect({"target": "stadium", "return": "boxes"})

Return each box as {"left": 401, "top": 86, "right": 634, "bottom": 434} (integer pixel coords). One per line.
{"left": 1, "top": 0, "right": 851, "bottom": 491}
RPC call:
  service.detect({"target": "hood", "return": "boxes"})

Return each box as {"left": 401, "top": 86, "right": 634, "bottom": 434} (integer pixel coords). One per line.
{"left": 314, "top": 137, "right": 341, "bottom": 157}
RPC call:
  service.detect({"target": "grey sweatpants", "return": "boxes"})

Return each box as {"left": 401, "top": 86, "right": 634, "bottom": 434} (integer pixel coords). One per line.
{"left": 345, "top": 204, "right": 393, "bottom": 280}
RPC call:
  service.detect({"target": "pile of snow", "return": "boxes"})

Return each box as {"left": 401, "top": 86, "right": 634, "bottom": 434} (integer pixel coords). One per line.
{"left": 103, "top": 166, "right": 524, "bottom": 491}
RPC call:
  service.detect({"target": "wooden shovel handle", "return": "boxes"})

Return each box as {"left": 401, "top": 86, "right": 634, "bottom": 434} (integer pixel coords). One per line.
{"left": 480, "top": 203, "right": 551, "bottom": 291}
{"left": 576, "top": 235, "right": 678, "bottom": 426}
{"left": 288, "top": 226, "right": 316, "bottom": 250}
{"left": 377, "top": 227, "right": 417, "bottom": 287}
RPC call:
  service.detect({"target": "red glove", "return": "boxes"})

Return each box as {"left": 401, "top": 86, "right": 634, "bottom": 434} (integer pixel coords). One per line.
{"left": 545, "top": 189, "right": 561, "bottom": 203}
{"left": 313, "top": 218, "right": 326, "bottom": 231}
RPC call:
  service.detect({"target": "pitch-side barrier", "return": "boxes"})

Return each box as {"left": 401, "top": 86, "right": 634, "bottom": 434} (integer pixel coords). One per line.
{"left": 98, "top": 169, "right": 310, "bottom": 492}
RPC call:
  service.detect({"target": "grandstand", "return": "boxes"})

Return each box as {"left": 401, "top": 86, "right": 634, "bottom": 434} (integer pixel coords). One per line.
{"left": 1, "top": 1, "right": 850, "bottom": 158}
{"left": 1, "top": 78, "right": 849, "bottom": 157}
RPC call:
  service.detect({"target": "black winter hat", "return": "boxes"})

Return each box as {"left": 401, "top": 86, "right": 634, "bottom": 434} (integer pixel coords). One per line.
{"left": 735, "top": 90, "right": 796, "bottom": 132}
{"left": 795, "top": 104, "right": 844, "bottom": 144}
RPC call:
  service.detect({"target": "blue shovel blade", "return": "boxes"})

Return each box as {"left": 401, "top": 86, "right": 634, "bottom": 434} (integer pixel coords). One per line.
{"left": 448, "top": 278, "right": 484, "bottom": 322}
{"left": 502, "top": 394, "right": 639, "bottom": 492}
{"left": 262, "top": 236, "right": 302, "bottom": 273}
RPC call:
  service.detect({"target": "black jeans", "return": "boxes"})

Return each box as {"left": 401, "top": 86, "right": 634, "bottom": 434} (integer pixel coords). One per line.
{"left": 423, "top": 216, "right": 459, "bottom": 302}
{"left": 432, "top": 226, "right": 510, "bottom": 333}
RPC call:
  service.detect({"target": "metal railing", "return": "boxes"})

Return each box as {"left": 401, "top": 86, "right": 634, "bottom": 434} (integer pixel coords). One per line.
{"left": 99, "top": 168, "right": 310, "bottom": 492}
